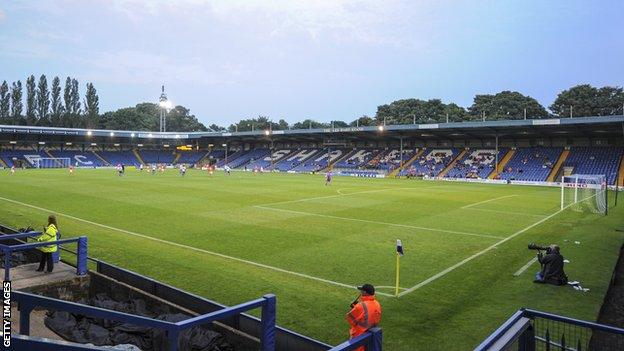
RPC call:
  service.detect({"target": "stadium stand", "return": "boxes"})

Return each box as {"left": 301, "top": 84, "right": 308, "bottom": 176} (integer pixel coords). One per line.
{"left": 334, "top": 149, "right": 383, "bottom": 169}
{"left": 445, "top": 148, "right": 509, "bottom": 179}
{"left": 498, "top": 147, "right": 562, "bottom": 182}
{"left": 366, "top": 149, "right": 418, "bottom": 173}
{"left": 97, "top": 150, "right": 141, "bottom": 167}
{"left": 291, "top": 148, "right": 347, "bottom": 172}
{"left": 176, "top": 150, "right": 210, "bottom": 164}
{"left": 139, "top": 150, "right": 176, "bottom": 164}
{"left": 563, "top": 146, "right": 623, "bottom": 185}
{"left": 0, "top": 149, "right": 48, "bottom": 167}
{"left": 273, "top": 149, "right": 321, "bottom": 171}
{"left": 48, "top": 150, "right": 108, "bottom": 167}
{"left": 398, "top": 148, "right": 460, "bottom": 177}
{"left": 228, "top": 148, "right": 270, "bottom": 169}
{"left": 247, "top": 149, "right": 294, "bottom": 170}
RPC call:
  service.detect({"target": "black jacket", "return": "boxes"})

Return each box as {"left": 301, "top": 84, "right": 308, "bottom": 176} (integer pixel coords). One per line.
{"left": 538, "top": 252, "right": 567, "bottom": 285}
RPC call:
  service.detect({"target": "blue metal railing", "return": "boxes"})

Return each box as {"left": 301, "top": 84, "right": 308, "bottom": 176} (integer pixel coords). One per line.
{"left": 15, "top": 290, "right": 277, "bottom": 351}
{"left": 328, "top": 327, "right": 383, "bottom": 351}
{"left": 475, "top": 308, "right": 624, "bottom": 351}
{"left": 0, "top": 233, "right": 88, "bottom": 280}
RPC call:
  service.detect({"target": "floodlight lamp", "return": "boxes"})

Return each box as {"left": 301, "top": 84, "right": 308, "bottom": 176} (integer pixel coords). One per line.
{"left": 87, "top": 130, "right": 93, "bottom": 136}
{"left": 148, "top": 133, "right": 153, "bottom": 138}
{"left": 222, "top": 143, "right": 227, "bottom": 147}
{"left": 377, "top": 125, "right": 385, "bottom": 131}
{"left": 131, "top": 133, "right": 135, "bottom": 137}
{"left": 110, "top": 132, "right": 115, "bottom": 137}
{"left": 159, "top": 100, "right": 173, "bottom": 109}
{"left": 264, "top": 130, "right": 270, "bottom": 136}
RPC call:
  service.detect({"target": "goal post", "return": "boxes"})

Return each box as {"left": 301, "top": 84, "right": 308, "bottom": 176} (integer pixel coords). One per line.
{"left": 561, "top": 174, "right": 607, "bottom": 215}
{"left": 32, "top": 157, "right": 72, "bottom": 169}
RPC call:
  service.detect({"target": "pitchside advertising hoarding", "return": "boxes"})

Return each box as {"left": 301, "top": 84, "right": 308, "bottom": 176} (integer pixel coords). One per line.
{"left": 2, "top": 280, "right": 11, "bottom": 347}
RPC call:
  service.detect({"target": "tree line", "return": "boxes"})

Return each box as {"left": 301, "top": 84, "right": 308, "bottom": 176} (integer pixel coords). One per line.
{"left": 222, "top": 85, "right": 624, "bottom": 132}
{"left": 1, "top": 77, "right": 622, "bottom": 132}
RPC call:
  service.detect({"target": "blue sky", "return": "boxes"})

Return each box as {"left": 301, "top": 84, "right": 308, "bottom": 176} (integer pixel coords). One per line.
{"left": 0, "top": 1, "right": 622, "bottom": 126}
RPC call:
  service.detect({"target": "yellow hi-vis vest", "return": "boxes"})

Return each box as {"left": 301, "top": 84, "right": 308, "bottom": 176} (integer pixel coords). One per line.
{"left": 38, "top": 224, "right": 58, "bottom": 253}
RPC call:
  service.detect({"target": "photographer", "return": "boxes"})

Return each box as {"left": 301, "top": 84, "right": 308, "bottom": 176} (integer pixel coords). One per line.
{"left": 534, "top": 244, "right": 567, "bottom": 286}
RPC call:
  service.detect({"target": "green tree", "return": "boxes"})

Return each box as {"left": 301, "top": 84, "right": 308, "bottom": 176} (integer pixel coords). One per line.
{"left": 375, "top": 98, "right": 468, "bottom": 124}
{"left": 36, "top": 75, "right": 50, "bottom": 126}
{"left": 468, "top": 91, "right": 548, "bottom": 120}
{"left": 331, "top": 120, "right": 349, "bottom": 128}
{"left": 25, "top": 75, "right": 36, "bottom": 125}
{"left": 291, "top": 119, "right": 329, "bottom": 129}
{"left": 63, "top": 77, "right": 72, "bottom": 126}
{"left": 0, "top": 81, "right": 10, "bottom": 123}
{"left": 83, "top": 82, "right": 99, "bottom": 128}
{"left": 10, "top": 81, "right": 23, "bottom": 124}
{"left": 50, "top": 76, "right": 63, "bottom": 126}
{"left": 207, "top": 124, "right": 226, "bottom": 132}
{"left": 550, "top": 84, "right": 624, "bottom": 117}
{"left": 276, "top": 119, "right": 289, "bottom": 130}
{"left": 349, "top": 115, "right": 376, "bottom": 127}
{"left": 70, "top": 78, "right": 82, "bottom": 127}
{"left": 166, "top": 105, "right": 207, "bottom": 132}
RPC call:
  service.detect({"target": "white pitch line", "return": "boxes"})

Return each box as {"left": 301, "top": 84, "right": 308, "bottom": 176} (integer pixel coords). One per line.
{"left": 513, "top": 257, "right": 538, "bottom": 277}
{"left": 462, "top": 207, "right": 547, "bottom": 218}
{"left": 461, "top": 194, "right": 518, "bottom": 209}
{"left": 398, "top": 204, "right": 571, "bottom": 297}
{"left": 254, "top": 205, "right": 504, "bottom": 240}
{"left": 258, "top": 187, "right": 406, "bottom": 207}
{"left": 0, "top": 195, "right": 394, "bottom": 297}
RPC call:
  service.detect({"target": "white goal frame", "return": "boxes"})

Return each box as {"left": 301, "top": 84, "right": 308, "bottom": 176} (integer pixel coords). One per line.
{"left": 32, "top": 157, "right": 72, "bottom": 169}
{"left": 560, "top": 174, "right": 607, "bottom": 215}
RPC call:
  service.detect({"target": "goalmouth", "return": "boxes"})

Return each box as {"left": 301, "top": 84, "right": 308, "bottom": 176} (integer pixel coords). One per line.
{"left": 32, "top": 157, "right": 72, "bottom": 169}
{"left": 561, "top": 174, "right": 608, "bottom": 215}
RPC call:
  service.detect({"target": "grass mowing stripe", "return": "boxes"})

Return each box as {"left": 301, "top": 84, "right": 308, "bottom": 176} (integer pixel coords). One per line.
{"left": 398, "top": 203, "right": 573, "bottom": 297}
{"left": 462, "top": 207, "right": 547, "bottom": 218}
{"left": 461, "top": 194, "right": 519, "bottom": 209}
{"left": 0, "top": 194, "right": 395, "bottom": 297}
{"left": 253, "top": 205, "right": 504, "bottom": 239}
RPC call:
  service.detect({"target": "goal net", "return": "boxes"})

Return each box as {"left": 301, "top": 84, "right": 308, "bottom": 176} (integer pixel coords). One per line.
{"left": 32, "top": 157, "right": 72, "bottom": 169}
{"left": 561, "top": 174, "right": 607, "bottom": 214}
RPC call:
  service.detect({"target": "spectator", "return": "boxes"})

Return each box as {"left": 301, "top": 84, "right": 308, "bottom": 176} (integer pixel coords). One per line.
{"left": 346, "top": 284, "right": 382, "bottom": 351}
{"left": 36, "top": 215, "right": 59, "bottom": 273}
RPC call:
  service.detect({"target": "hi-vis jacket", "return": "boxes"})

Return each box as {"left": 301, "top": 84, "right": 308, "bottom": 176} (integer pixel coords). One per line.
{"left": 37, "top": 224, "right": 58, "bottom": 253}
{"left": 346, "top": 295, "right": 382, "bottom": 340}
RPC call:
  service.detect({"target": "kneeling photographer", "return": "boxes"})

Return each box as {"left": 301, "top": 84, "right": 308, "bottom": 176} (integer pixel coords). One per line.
{"left": 529, "top": 243, "right": 568, "bottom": 286}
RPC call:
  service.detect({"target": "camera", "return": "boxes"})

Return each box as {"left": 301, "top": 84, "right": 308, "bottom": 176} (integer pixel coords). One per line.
{"left": 528, "top": 243, "right": 550, "bottom": 253}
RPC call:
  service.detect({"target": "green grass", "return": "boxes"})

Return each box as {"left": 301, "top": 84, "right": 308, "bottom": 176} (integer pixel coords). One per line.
{"left": 0, "top": 168, "right": 622, "bottom": 350}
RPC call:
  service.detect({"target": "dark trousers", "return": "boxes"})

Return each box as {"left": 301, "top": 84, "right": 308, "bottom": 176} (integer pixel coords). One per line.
{"left": 38, "top": 252, "right": 54, "bottom": 272}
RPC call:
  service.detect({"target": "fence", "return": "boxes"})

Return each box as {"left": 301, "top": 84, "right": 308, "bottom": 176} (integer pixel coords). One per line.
{"left": 328, "top": 328, "right": 382, "bottom": 351}
{"left": 475, "top": 308, "right": 624, "bottom": 351}
{"left": 15, "top": 290, "right": 277, "bottom": 351}
{"left": 0, "top": 231, "right": 88, "bottom": 280}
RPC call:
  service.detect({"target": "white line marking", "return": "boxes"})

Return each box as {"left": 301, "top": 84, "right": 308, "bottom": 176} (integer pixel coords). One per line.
{"left": 513, "top": 257, "right": 538, "bottom": 277}
{"left": 461, "top": 195, "right": 518, "bottom": 209}
{"left": 0, "top": 195, "right": 394, "bottom": 297}
{"left": 462, "top": 207, "right": 547, "bottom": 218}
{"left": 254, "top": 205, "right": 504, "bottom": 240}
{"left": 398, "top": 203, "right": 571, "bottom": 297}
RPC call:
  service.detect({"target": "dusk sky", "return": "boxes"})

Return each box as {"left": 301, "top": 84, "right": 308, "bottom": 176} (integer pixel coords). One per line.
{"left": 1, "top": 1, "right": 622, "bottom": 127}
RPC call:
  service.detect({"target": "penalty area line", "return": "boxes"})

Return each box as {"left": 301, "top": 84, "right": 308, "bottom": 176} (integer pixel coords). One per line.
{"left": 0, "top": 195, "right": 394, "bottom": 297}
{"left": 398, "top": 203, "right": 573, "bottom": 297}
{"left": 461, "top": 194, "right": 518, "bottom": 209}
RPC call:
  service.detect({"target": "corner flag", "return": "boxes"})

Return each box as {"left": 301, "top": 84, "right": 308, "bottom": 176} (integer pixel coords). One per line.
{"left": 395, "top": 239, "right": 403, "bottom": 297}
{"left": 396, "top": 239, "right": 404, "bottom": 256}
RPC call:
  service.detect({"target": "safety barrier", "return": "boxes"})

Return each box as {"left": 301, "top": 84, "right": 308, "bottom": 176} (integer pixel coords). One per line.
{"left": 0, "top": 232, "right": 88, "bottom": 280}
{"left": 328, "top": 328, "right": 382, "bottom": 351}
{"left": 14, "top": 290, "right": 276, "bottom": 351}
{"left": 475, "top": 308, "right": 624, "bottom": 350}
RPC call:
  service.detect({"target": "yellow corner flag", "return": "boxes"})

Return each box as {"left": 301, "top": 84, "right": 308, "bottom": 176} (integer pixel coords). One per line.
{"left": 395, "top": 239, "right": 403, "bottom": 297}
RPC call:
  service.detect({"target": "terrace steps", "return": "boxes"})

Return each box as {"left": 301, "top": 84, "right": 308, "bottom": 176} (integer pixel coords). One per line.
{"left": 92, "top": 151, "right": 111, "bottom": 166}
{"left": 438, "top": 149, "right": 467, "bottom": 177}
{"left": 196, "top": 151, "right": 212, "bottom": 165}
{"left": 133, "top": 149, "right": 145, "bottom": 165}
{"left": 547, "top": 149, "right": 570, "bottom": 182}
{"left": 322, "top": 149, "right": 353, "bottom": 172}
{"left": 172, "top": 153, "right": 182, "bottom": 164}
{"left": 389, "top": 148, "right": 424, "bottom": 177}
{"left": 489, "top": 149, "right": 515, "bottom": 179}
{"left": 618, "top": 154, "right": 624, "bottom": 187}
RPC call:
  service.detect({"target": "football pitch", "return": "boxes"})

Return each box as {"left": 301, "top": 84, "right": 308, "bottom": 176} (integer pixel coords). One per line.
{"left": 0, "top": 168, "right": 623, "bottom": 350}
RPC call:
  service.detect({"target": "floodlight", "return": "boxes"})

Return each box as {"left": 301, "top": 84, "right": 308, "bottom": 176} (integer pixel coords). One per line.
{"left": 148, "top": 133, "right": 153, "bottom": 138}
{"left": 163, "top": 144, "right": 170, "bottom": 147}
{"left": 91, "top": 143, "right": 97, "bottom": 146}
{"left": 9, "top": 141, "right": 17, "bottom": 144}
{"left": 137, "top": 144, "right": 143, "bottom": 147}
{"left": 110, "top": 132, "right": 115, "bottom": 137}
{"left": 377, "top": 125, "right": 385, "bottom": 131}
{"left": 131, "top": 133, "right": 135, "bottom": 137}
{"left": 65, "top": 142, "right": 72, "bottom": 145}
{"left": 87, "top": 130, "right": 93, "bottom": 136}
{"left": 222, "top": 143, "right": 227, "bottom": 147}
{"left": 159, "top": 100, "right": 173, "bottom": 109}
{"left": 264, "top": 130, "right": 270, "bottom": 135}
{"left": 38, "top": 141, "right": 45, "bottom": 145}
{"left": 175, "top": 134, "right": 180, "bottom": 138}
{"left": 114, "top": 143, "right": 120, "bottom": 147}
